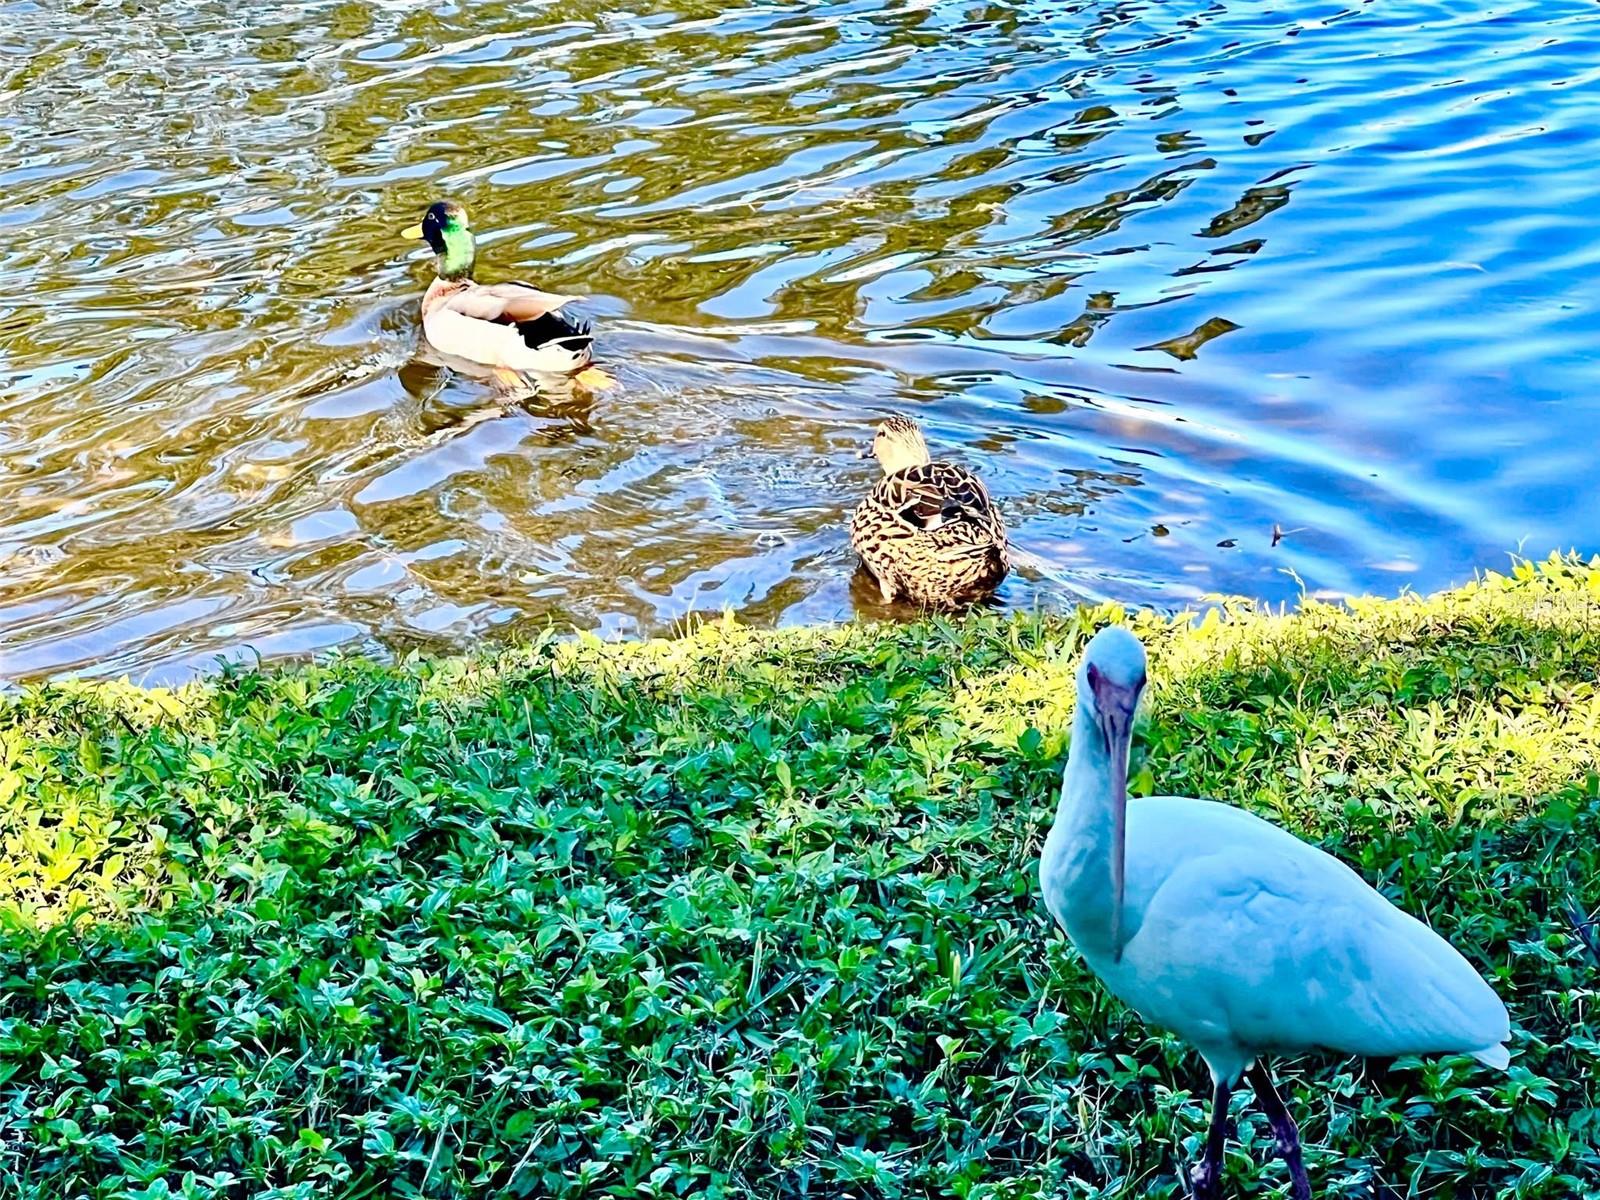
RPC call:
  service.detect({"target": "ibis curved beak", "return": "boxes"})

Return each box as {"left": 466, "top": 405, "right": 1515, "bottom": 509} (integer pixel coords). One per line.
{"left": 400, "top": 224, "right": 424, "bottom": 240}
{"left": 1092, "top": 681, "right": 1139, "bottom": 962}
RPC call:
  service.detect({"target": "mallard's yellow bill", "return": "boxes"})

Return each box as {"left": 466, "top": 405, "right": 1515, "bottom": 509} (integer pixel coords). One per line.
{"left": 400, "top": 224, "right": 424, "bottom": 240}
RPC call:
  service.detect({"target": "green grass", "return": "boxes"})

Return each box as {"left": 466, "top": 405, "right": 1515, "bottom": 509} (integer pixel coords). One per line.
{"left": 3, "top": 554, "right": 1600, "bottom": 1199}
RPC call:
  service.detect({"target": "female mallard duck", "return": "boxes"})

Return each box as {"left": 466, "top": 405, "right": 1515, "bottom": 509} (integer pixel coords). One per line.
{"left": 850, "top": 415, "right": 1009, "bottom": 606}
{"left": 402, "top": 200, "right": 604, "bottom": 383}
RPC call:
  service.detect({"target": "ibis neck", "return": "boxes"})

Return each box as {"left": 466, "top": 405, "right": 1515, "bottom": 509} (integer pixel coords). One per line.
{"left": 1044, "top": 699, "right": 1123, "bottom": 952}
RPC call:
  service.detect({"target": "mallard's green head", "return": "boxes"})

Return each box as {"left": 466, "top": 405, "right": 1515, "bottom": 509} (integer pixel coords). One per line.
{"left": 403, "top": 200, "right": 475, "bottom": 279}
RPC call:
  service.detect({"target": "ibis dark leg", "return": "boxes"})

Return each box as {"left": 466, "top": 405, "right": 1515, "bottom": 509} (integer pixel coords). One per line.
{"left": 1246, "top": 1063, "right": 1312, "bottom": 1200}
{"left": 1189, "top": 1078, "right": 1230, "bottom": 1200}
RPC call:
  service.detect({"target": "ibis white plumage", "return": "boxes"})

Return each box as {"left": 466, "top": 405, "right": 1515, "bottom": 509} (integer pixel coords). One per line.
{"left": 1040, "top": 626, "right": 1510, "bottom": 1199}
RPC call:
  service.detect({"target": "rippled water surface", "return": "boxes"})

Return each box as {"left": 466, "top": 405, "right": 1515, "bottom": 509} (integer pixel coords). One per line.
{"left": 4, "top": 0, "right": 1600, "bottom": 681}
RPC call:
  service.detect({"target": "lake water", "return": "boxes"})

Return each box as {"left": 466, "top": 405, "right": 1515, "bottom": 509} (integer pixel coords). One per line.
{"left": 4, "top": 0, "right": 1600, "bottom": 682}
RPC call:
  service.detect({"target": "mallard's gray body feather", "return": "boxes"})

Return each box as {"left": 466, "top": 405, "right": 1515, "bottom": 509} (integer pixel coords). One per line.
{"left": 419, "top": 277, "right": 593, "bottom": 375}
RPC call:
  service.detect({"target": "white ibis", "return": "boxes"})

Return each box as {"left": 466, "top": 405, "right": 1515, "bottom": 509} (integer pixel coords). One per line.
{"left": 1040, "top": 626, "right": 1510, "bottom": 1199}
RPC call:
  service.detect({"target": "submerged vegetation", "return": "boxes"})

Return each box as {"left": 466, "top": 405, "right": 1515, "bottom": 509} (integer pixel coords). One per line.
{"left": 2, "top": 556, "right": 1599, "bottom": 1199}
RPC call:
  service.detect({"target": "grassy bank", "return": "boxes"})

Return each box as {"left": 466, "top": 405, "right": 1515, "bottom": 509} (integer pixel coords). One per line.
{"left": 3, "top": 557, "right": 1599, "bottom": 1199}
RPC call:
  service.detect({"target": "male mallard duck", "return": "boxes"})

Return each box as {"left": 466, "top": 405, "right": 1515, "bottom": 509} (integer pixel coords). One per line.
{"left": 402, "top": 200, "right": 605, "bottom": 384}
{"left": 850, "top": 414, "right": 1009, "bottom": 606}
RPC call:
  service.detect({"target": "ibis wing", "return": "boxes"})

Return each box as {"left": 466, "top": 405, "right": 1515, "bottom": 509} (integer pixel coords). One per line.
{"left": 1114, "top": 798, "right": 1508, "bottom": 1067}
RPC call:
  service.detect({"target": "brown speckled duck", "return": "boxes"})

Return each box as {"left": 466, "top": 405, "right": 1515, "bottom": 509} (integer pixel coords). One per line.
{"left": 850, "top": 415, "right": 1009, "bottom": 606}
{"left": 403, "top": 200, "right": 609, "bottom": 386}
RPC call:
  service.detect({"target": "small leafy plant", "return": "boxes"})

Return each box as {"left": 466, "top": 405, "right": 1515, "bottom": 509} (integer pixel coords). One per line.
{"left": 1, "top": 555, "right": 1597, "bottom": 1198}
